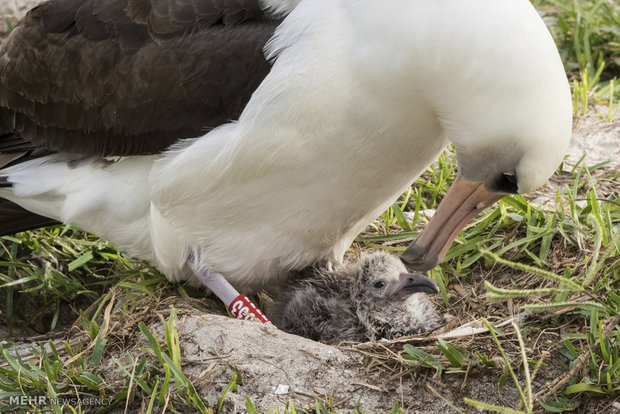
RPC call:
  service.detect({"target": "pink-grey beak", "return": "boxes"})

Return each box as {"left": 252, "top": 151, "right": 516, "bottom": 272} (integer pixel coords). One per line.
{"left": 401, "top": 177, "right": 503, "bottom": 271}
{"left": 394, "top": 272, "right": 439, "bottom": 297}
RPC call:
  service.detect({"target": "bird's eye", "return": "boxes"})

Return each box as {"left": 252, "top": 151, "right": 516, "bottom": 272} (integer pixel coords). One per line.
{"left": 374, "top": 281, "right": 385, "bottom": 289}
{"left": 492, "top": 173, "right": 519, "bottom": 194}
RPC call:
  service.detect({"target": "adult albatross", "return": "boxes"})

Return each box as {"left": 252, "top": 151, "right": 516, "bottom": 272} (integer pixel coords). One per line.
{"left": 0, "top": 0, "right": 571, "bottom": 294}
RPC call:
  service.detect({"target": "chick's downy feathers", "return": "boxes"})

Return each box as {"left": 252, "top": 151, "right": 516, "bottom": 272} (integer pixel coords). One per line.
{"left": 271, "top": 252, "right": 440, "bottom": 341}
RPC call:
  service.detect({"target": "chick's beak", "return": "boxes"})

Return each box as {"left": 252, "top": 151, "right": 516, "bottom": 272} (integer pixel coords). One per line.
{"left": 401, "top": 177, "right": 503, "bottom": 271}
{"left": 394, "top": 272, "right": 440, "bottom": 297}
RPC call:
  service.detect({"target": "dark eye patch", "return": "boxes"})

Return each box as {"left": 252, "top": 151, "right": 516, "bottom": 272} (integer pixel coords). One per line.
{"left": 492, "top": 173, "right": 519, "bottom": 194}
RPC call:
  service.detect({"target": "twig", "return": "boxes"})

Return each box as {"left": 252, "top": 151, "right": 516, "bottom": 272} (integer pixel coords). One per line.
{"left": 426, "top": 384, "right": 466, "bottom": 414}
{"left": 351, "top": 380, "right": 386, "bottom": 392}
{"left": 534, "top": 315, "right": 620, "bottom": 402}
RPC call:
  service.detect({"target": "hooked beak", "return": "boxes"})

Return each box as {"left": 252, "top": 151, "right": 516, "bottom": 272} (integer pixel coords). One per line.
{"left": 401, "top": 177, "right": 503, "bottom": 271}
{"left": 394, "top": 272, "right": 440, "bottom": 297}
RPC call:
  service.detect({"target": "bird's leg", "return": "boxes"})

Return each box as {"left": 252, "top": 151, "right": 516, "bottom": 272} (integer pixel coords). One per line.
{"left": 187, "top": 260, "right": 270, "bottom": 324}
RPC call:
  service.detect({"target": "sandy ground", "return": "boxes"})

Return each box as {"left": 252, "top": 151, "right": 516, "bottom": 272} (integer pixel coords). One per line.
{"left": 0, "top": 0, "right": 37, "bottom": 37}
{"left": 137, "top": 313, "right": 524, "bottom": 413}
{"left": 568, "top": 106, "right": 620, "bottom": 167}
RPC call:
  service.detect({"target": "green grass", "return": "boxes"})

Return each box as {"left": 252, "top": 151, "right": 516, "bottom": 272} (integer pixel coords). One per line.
{"left": 0, "top": 227, "right": 166, "bottom": 336}
{"left": 361, "top": 153, "right": 619, "bottom": 412}
{"left": 0, "top": 306, "right": 213, "bottom": 413}
{"left": 534, "top": 0, "right": 620, "bottom": 78}
{"left": 2, "top": 147, "right": 617, "bottom": 413}
{"left": 534, "top": 0, "right": 620, "bottom": 117}
{"left": 0, "top": 1, "right": 619, "bottom": 413}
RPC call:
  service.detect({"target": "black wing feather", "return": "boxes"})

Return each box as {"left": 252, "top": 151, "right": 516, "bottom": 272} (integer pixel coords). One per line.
{"left": 0, "top": 199, "right": 59, "bottom": 234}
{"left": 0, "top": 0, "right": 280, "bottom": 156}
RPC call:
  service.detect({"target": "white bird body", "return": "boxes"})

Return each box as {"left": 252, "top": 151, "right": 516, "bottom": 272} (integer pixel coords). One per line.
{"left": 0, "top": 0, "right": 571, "bottom": 292}
{"left": 3, "top": 154, "right": 155, "bottom": 261}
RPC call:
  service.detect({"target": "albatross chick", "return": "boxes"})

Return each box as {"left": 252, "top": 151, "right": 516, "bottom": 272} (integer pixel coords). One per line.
{"left": 270, "top": 252, "right": 440, "bottom": 342}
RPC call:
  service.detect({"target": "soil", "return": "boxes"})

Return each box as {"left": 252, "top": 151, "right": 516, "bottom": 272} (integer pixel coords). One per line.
{"left": 145, "top": 313, "right": 524, "bottom": 413}
{"left": 568, "top": 108, "right": 620, "bottom": 167}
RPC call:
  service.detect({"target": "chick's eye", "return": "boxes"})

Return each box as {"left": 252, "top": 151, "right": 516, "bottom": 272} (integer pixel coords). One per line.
{"left": 373, "top": 281, "right": 385, "bottom": 289}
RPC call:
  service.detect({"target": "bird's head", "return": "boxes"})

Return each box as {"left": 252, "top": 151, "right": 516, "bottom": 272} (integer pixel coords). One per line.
{"left": 398, "top": 0, "right": 572, "bottom": 271}
{"left": 350, "top": 252, "right": 440, "bottom": 339}
{"left": 351, "top": 253, "right": 439, "bottom": 308}
{"left": 401, "top": 98, "right": 572, "bottom": 271}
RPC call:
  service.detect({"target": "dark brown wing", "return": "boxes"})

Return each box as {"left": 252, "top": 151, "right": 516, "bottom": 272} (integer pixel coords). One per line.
{"left": 0, "top": 0, "right": 280, "bottom": 156}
